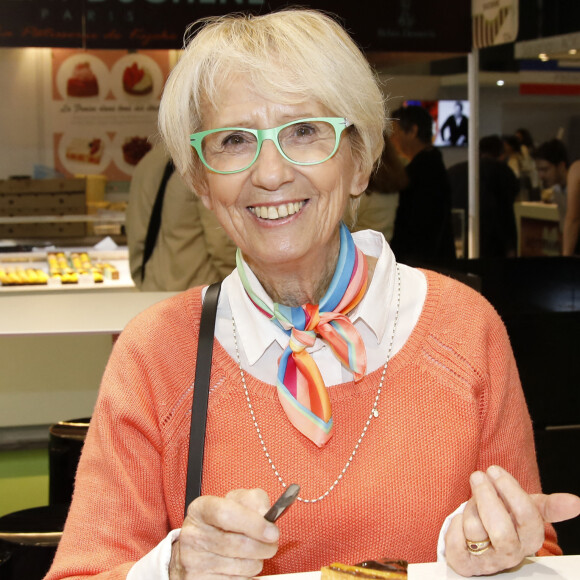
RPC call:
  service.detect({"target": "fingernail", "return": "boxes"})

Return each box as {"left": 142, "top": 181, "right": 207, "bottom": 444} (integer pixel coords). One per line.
{"left": 470, "top": 471, "right": 485, "bottom": 485}
{"left": 487, "top": 465, "right": 503, "bottom": 479}
{"left": 263, "top": 525, "right": 279, "bottom": 542}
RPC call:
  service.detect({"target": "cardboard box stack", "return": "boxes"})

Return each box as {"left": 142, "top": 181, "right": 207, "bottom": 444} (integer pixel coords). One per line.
{"left": 0, "top": 178, "right": 87, "bottom": 238}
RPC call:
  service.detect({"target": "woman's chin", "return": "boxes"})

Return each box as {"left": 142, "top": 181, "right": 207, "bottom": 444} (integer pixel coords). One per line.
{"left": 245, "top": 245, "right": 307, "bottom": 271}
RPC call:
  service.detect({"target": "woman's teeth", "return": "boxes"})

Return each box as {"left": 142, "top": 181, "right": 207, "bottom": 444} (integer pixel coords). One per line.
{"left": 250, "top": 201, "right": 305, "bottom": 220}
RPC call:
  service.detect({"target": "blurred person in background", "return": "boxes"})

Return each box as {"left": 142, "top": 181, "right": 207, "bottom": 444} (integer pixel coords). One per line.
{"left": 533, "top": 139, "right": 569, "bottom": 232}
{"left": 501, "top": 135, "right": 524, "bottom": 180}
{"left": 504, "top": 132, "right": 543, "bottom": 202}
{"left": 514, "top": 127, "right": 540, "bottom": 199}
{"left": 448, "top": 135, "right": 518, "bottom": 258}
{"left": 515, "top": 128, "right": 535, "bottom": 153}
{"left": 390, "top": 105, "right": 456, "bottom": 264}
{"left": 346, "top": 134, "right": 409, "bottom": 242}
{"left": 126, "top": 144, "right": 237, "bottom": 291}
{"left": 563, "top": 159, "right": 580, "bottom": 256}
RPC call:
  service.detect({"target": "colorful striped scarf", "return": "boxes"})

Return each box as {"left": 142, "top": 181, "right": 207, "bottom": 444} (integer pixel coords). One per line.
{"left": 237, "top": 222, "right": 368, "bottom": 447}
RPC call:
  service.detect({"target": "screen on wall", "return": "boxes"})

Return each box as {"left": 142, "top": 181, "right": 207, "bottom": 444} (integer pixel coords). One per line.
{"left": 404, "top": 99, "right": 470, "bottom": 147}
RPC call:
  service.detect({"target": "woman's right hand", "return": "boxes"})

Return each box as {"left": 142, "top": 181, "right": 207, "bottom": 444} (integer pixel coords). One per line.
{"left": 169, "top": 488, "right": 280, "bottom": 579}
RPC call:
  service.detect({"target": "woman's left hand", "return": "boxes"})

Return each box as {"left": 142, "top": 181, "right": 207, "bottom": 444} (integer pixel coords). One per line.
{"left": 445, "top": 465, "right": 580, "bottom": 577}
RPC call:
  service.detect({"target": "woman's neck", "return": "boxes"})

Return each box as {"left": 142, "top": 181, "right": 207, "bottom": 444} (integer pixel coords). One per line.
{"left": 246, "top": 244, "right": 340, "bottom": 307}
{"left": 243, "top": 244, "right": 378, "bottom": 309}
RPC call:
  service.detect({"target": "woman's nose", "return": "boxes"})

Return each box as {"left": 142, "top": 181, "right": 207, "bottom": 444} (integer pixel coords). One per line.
{"left": 250, "top": 139, "right": 294, "bottom": 190}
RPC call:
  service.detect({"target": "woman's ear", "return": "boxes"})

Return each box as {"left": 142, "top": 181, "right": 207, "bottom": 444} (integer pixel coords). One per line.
{"left": 352, "top": 173, "right": 370, "bottom": 198}
{"left": 196, "top": 178, "right": 213, "bottom": 210}
{"left": 350, "top": 158, "right": 370, "bottom": 199}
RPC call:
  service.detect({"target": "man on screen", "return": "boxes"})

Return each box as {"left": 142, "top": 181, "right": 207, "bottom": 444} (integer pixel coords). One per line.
{"left": 440, "top": 100, "right": 468, "bottom": 146}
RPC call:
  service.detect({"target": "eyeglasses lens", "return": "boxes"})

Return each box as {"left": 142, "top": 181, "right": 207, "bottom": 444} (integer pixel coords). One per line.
{"left": 201, "top": 120, "right": 338, "bottom": 173}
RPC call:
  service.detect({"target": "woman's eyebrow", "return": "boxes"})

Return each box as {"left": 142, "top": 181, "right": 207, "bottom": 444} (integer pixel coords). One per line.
{"left": 213, "top": 113, "right": 317, "bottom": 129}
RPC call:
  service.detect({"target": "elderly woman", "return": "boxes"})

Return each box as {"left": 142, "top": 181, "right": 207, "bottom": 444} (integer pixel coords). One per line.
{"left": 45, "top": 10, "right": 579, "bottom": 580}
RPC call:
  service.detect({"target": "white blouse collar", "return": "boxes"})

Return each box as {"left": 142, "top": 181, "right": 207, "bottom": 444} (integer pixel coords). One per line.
{"left": 224, "top": 229, "right": 397, "bottom": 366}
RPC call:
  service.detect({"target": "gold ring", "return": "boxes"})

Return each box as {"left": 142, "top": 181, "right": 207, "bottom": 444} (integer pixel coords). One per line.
{"left": 466, "top": 538, "right": 491, "bottom": 555}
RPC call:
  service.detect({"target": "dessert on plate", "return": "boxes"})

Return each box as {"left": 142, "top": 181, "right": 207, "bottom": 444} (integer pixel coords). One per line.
{"left": 67, "top": 61, "right": 99, "bottom": 97}
{"left": 65, "top": 137, "right": 104, "bottom": 165}
{"left": 122, "top": 62, "right": 153, "bottom": 96}
{"left": 321, "top": 559, "right": 408, "bottom": 579}
{"left": 122, "top": 136, "right": 152, "bottom": 166}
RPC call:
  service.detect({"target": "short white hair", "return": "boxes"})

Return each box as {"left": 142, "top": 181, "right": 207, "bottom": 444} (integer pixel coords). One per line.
{"left": 158, "top": 9, "right": 387, "bottom": 189}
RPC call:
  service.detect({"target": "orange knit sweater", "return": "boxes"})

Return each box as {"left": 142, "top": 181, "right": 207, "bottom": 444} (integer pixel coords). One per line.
{"left": 45, "top": 271, "right": 559, "bottom": 579}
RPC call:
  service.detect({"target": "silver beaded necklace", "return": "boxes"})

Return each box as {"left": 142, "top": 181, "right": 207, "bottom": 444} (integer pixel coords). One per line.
{"left": 232, "top": 263, "right": 401, "bottom": 504}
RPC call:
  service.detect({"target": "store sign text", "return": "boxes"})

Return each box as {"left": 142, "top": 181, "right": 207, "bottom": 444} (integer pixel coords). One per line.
{"left": 85, "top": 0, "right": 264, "bottom": 4}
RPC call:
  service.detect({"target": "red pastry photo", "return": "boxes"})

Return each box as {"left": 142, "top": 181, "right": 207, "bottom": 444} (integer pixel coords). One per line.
{"left": 67, "top": 62, "right": 99, "bottom": 97}
{"left": 122, "top": 136, "right": 152, "bottom": 166}
{"left": 65, "top": 137, "right": 104, "bottom": 165}
{"left": 122, "top": 62, "right": 153, "bottom": 96}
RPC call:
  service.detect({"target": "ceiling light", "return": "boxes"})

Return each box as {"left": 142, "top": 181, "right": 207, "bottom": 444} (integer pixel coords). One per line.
{"left": 496, "top": 79, "right": 505, "bottom": 86}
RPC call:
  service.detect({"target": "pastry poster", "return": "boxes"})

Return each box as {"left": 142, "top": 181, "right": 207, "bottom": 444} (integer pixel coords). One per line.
{"left": 51, "top": 48, "right": 170, "bottom": 181}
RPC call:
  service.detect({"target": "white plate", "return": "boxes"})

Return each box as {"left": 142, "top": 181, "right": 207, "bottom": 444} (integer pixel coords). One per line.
{"left": 261, "top": 574, "right": 319, "bottom": 580}
{"left": 259, "top": 556, "right": 580, "bottom": 579}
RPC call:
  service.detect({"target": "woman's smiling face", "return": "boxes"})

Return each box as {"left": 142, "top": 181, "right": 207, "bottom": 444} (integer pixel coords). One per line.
{"left": 196, "top": 76, "right": 368, "bottom": 277}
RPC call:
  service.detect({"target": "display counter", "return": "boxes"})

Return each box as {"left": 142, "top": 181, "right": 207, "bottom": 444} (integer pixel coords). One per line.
{"left": 514, "top": 202, "right": 560, "bottom": 257}
{"left": 0, "top": 284, "right": 177, "bottom": 430}
{"left": 0, "top": 291, "right": 177, "bottom": 336}
{"left": 0, "top": 247, "right": 134, "bottom": 293}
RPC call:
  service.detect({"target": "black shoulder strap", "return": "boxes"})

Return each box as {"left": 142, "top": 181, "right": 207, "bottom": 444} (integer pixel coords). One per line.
{"left": 141, "top": 159, "right": 175, "bottom": 282}
{"left": 184, "top": 281, "right": 222, "bottom": 516}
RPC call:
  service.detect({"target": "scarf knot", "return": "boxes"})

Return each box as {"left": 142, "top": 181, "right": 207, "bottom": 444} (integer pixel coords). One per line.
{"left": 237, "top": 223, "right": 368, "bottom": 447}
{"left": 289, "top": 327, "right": 316, "bottom": 352}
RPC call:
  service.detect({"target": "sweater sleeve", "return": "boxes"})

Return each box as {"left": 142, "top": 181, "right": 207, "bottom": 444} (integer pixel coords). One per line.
{"left": 44, "top": 305, "right": 190, "bottom": 580}
{"left": 470, "top": 291, "right": 561, "bottom": 556}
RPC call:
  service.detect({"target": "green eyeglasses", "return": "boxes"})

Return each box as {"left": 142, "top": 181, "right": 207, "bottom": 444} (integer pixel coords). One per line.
{"left": 189, "top": 117, "right": 352, "bottom": 174}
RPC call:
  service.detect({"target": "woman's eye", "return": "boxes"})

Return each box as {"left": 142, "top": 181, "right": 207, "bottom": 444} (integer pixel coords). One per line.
{"left": 222, "top": 132, "right": 249, "bottom": 147}
{"left": 294, "top": 124, "right": 316, "bottom": 138}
